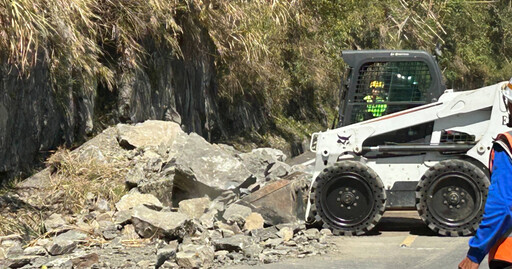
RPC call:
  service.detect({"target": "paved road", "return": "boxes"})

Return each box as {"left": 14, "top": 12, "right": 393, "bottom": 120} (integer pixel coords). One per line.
{"left": 230, "top": 211, "right": 489, "bottom": 269}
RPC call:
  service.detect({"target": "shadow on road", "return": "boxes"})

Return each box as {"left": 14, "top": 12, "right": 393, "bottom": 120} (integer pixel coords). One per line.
{"left": 373, "top": 216, "right": 439, "bottom": 236}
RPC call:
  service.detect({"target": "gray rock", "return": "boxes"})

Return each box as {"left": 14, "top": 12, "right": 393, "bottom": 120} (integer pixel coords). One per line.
{"left": 222, "top": 204, "right": 252, "bottom": 225}
{"left": 47, "top": 230, "right": 87, "bottom": 256}
{"left": 125, "top": 163, "right": 145, "bottom": 188}
{"left": 121, "top": 224, "right": 140, "bottom": 240}
{"left": 250, "top": 226, "right": 279, "bottom": 241}
{"left": 44, "top": 213, "right": 67, "bottom": 231}
{"left": 113, "top": 210, "right": 133, "bottom": 225}
{"left": 176, "top": 244, "right": 214, "bottom": 268}
{"left": 239, "top": 173, "right": 309, "bottom": 226}
{"left": 264, "top": 238, "right": 284, "bottom": 247}
{"left": 99, "top": 221, "right": 118, "bottom": 240}
{"left": 23, "top": 246, "right": 46, "bottom": 256}
{"left": 115, "top": 192, "right": 163, "bottom": 211}
{"left": 71, "top": 253, "right": 99, "bottom": 268}
{"left": 277, "top": 227, "right": 293, "bottom": 242}
{"left": 168, "top": 133, "right": 253, "bottom": 203}
{"left": 156, "top": 241, "right": 179, "bottom": 269}
{"left": 243, "top": 213, "right": 264, "bottom": 231}
{"left": 265, "top": 161, "right": 291, "bottom": 178}
{"left": 138, "top": 178, "right": 174, "bottom": 207}
{"left": 198, "top": 209, "right": 218, "bottom": 229}
{"left": 303, "top": 228, "right": 320, "bottom": 240}
{"left": 178, "top": 197, "right": 211, "bottom": 219}
{"left": 4, "top": 256, "right": 37, "bottom": 268}
{"left": 276, "top": 222, "right": 306, "bottom": 234}
{"left": 46, "top": 257, "right": 73, "bottom": 269}
{"left": 213, "top": 234, "right": 253, "bottom": 252}
{"left": 131, "top": 205, "right": 191, "bottom": 239}
{"left": 116, "top": 121, "right": 185, "bottom": 150}
{"left": 95, "top": 198, "right": 110, "bottom": 213}
{"left": 243, "top": 244, "right": 262, "bottom": 259}
{"left": 320, "top": 228, "right": 332, "bottom": 236}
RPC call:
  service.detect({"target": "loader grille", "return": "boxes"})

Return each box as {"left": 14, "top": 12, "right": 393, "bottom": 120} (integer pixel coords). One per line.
{"left": 349, "top": 61, "right": 432, "bottom": 123}
{"left": 440, "top": 130, "right": 476, "bottom": 144}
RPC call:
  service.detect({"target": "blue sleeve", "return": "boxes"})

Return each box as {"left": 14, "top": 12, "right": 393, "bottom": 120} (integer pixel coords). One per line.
{"left": 467, "top": 147, "right": 512, "bottom": 264}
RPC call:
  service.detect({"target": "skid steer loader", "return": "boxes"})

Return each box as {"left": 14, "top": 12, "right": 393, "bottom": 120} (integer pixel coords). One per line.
{"left": 306, "top": 50, "right": 511, "bottom": 236}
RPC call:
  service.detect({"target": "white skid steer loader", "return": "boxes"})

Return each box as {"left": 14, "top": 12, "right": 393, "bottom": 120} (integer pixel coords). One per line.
{"left": 306, "top": 50, "right": 512, "bottom": 236}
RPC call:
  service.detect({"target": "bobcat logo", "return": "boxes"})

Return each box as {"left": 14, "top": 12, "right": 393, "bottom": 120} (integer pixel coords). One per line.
{"left": 337, "top": 134, "right": 352, "bottom": 145}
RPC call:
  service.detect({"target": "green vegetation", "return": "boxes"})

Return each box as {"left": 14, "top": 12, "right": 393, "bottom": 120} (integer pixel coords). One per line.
{"left": 2, "top": 0, "right": 512, "bottom": 147}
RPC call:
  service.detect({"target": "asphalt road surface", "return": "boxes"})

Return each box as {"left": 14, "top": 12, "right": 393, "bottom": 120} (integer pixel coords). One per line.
{"left": 229, "top": 211, "right": 489, "bottom": 269}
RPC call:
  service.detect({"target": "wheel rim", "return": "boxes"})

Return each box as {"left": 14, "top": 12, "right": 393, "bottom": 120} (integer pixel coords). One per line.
{"left": 320, "top": 172, "right": 375, "bottom": 228}
{"left": 426, "top": 172, "right": 481, "bottom": 227}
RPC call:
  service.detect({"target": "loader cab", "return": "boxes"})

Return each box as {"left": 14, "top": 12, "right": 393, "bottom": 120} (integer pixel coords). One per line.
{"left": 338, "top": 50, "right": 445, "bottom": 127}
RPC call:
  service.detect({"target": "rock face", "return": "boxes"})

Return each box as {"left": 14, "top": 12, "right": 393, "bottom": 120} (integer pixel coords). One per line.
{"left": 0, "top": 15, "right": 223, "bottom": 182}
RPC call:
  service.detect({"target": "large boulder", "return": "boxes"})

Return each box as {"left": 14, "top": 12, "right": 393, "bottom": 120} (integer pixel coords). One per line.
{"left": 238, "top": 148, "right": 287, "bottom": 181}
{"left": 167, "top": 133, "right": 253, "bottom": 204}
{"left": 130, "top": 205, "right": 192, "bottom": 239}
{"left": 239, "top": 172, "right": 310, "bottom": 226}
{"left": 116, "top": 120, "right": 185, "bottom": 150}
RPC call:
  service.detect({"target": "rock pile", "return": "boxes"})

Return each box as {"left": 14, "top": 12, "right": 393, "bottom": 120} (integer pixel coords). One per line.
{"left": 0, "top": 121, "right": 330, "bottom": 268}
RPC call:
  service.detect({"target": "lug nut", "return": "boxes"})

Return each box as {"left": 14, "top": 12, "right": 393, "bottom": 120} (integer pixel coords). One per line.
{"left": 443, "top": 201, "right": 448, "bottom": 205}
{"left": 353, "top": 203, "right": 357, "bottom": 207}
{"left": 448, "top": 188, "right": 452, "bottom": 191}
{"left": 457, "top": 205, "right": 461, "bottom": 208}
{"left": 347, "top": 206, "right": 351, "bottom": 210}
{"left": 449, "top": 205, "right": 453, "bottom": 209}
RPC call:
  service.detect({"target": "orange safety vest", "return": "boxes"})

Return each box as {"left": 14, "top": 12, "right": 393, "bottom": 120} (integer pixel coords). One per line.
{"left": 489, "top": 131, "right": 512, "bottom": 264}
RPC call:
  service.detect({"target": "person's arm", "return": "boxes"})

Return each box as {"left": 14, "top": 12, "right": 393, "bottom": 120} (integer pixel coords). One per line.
{"left": 458, "top": 257, "right": 478, "bottom": 269}
{"left": 465, "top": 147, "right": 512, "bottom": 264}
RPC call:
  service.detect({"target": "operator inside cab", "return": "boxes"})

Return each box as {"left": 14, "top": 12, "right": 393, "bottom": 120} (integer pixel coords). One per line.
{"left": 364, "top": 80, "right": 388, "bottom": 118}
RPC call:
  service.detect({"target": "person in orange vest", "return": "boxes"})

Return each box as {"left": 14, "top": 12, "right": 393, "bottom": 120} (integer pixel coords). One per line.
{"left": 459, "top": 79, "right": 512, "bottom": 269}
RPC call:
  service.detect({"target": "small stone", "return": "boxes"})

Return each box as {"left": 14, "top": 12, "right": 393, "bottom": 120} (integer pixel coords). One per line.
{"left": 71, "top": 253, "right": 99, "bottom": 268}
{"left": 250, "top": 226, "right": 279, "bottom": 241}
{"left": 214, "top": 250, "right": 229, "bottom": 258}
{"left": 44, "top": 213, "right": 67, "bottom": 231}
{"left": 303, "top": 228, "right": 320, "bottom": 240}
{"left": 115, "top": 192, "right": 163, "bottom": 211}
{"left": 264, "top": 238, "right": 284, "bottom": 247}
{"left": 96, "top": 212, "right": 112, "bottom": 222}
{"left": 114, "top": 210, "right": 133, "bottom": 225}
{"left": 95, "top": 198, "right": 110, "bottom": 213}
{"left": 137, "top": 260, "right": 153, "bottom": 268}
{"left": 23, "top": 246, "right": 47, "bottom": 256}
{"left": 178, "top": 197, "right": 211, "bottom": 219}
{"left": 213, "top": 234, "right": 253, "bottom": 251}
{"left": 277, "top": 227, "right": 293, "bottom": 242}
{"left": 320, "top": 228, "right": 332, "bottom": 236}
{"left": 243, "top": 244, "right": 262, "bottom": 258}
{"left": 222, "top": 204, "right": 252, "bottom": 225}
{"left": 47, "top": 230, "right": 87, "bottom": 256}
{"left": 121, "top": 224, "right": 140, "bottom": 240}
{"left": 243, "top": 213, "right": 264, "bottom": 231}
{"left": 156, "top": 242, "right": 178, "bottom": 269}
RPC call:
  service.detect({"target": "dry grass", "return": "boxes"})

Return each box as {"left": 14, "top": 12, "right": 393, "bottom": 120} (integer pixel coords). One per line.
{"left": 45, "top": 148, "right": 128, "bottom": 214}
{"left": 0, "top": 148, "right": 129, "bottom": 237}
{"left": 0, "top": 0, "right": 188, "bottom": 91}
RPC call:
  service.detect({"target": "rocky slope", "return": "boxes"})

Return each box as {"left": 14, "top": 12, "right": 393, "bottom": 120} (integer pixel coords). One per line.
{"left": 0, "top": 120, "right": 329, "bottom": 268}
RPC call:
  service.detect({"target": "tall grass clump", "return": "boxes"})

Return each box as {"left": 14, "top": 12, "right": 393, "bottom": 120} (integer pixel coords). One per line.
{"left": 0, "top": 0, "right": 188, "bottom": 92}
{"left": 45, "top": 148, "right": 128, "bottom": 214}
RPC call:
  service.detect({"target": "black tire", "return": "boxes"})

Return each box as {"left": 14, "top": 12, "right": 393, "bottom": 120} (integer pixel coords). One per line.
{"left": 416, "top": 159, "right": 489, "bottom": 236}
{"left": 310, "top": 161, "right": 386, "bottom": 236}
